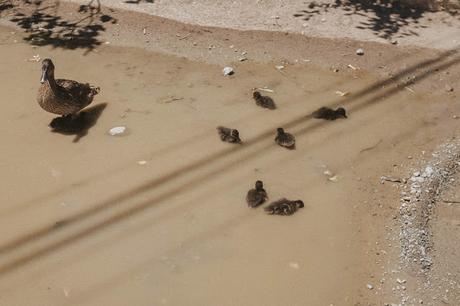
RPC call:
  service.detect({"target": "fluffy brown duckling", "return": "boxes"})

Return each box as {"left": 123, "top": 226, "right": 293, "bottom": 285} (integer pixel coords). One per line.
{"left": 253, "top": 91, "right": 276, "bottom": 109}
{"left": 264, "top": 198, "right": 304, "bottom": 216}
{"left": 312, "top": 106, "right": 347, "bottom": 120}
{"left": 217, "top": 126, "right": 241, "bottom": 143}
{"left": 275, "top": 128, "right": 295, "bottom": 149}
{"left": 246, "top": 180, "right": 268, "bottom": 208}
{"left": 37, "top": 58, "right": 100, "bottom": 119}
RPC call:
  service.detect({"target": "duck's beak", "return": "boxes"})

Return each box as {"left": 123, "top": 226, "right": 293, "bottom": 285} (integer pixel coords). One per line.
{"left": 40, "top": 69, "right": 48, "bottom": 84}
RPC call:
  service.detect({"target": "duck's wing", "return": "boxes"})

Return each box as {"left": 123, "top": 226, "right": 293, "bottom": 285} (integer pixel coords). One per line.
{"left": 312, "top": 107, "right": 328, "bottom": 118}
{"left": 283, "top": 133, "right": 296, "bottom": 147}
{"left": 56, "top": 79, "right": 99, "bottom": 103}
{"left": 264, "top": 198, "right": 289, "bottom": 213}
{"left": 264, "top": 96, "right": 276, "bottom": 109}
{"left": 247, "top": 189, "right": 265, "bottom": 207}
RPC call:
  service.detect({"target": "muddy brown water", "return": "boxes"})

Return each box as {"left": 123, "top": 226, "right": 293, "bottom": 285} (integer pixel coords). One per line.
{"left": 0, "top": 25, "right": 458, "bottom": 305}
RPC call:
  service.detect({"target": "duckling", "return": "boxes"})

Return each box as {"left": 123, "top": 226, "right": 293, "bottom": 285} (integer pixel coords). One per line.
{"left": 312, "top": 106, "right": 347, "bottom": 120}
{"left": 37, "top": 58, "right": 100, "bottom": 118}
{"left": 246, "top": 180, "right": 268, "bottom": 208}
{"left": 217, "top": 126, "right": 241, "bottom": 143}
{"left": 275, "top": 128, "right": 295, "bottom": 149}
{"left": 253, "top": 91, "right": 276, "bottom": 109}
{"left": 264, "top": 198, "right": 304, "bottom": 216}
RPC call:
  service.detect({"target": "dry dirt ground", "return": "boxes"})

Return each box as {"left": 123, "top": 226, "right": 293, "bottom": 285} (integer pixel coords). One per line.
{"left": 0, "top": 1, "right": 459, "bottom": 305}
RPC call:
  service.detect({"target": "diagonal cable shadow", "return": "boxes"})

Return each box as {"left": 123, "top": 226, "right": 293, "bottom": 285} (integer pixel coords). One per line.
{"left": 7, "top": 104, "right": 431, "bottom": 299}
{"left": 0, "top": 47, "right": 458, "bottom": 275}
{"left": 2, "top": 30, "right": 451, "bottom": 217}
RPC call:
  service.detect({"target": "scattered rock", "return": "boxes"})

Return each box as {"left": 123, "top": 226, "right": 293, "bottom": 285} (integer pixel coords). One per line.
{"left": 27, "top": 54, "right": 41, "bottom": 62}
{"left": 445, "top": 84, "right": 454, "bottom": 92}
{"left": 366, "top": 283, "right": 374, "bottom": 290}
{"left": 108, "top": 126, "right": 127, "bottom": 136}
{"left": 381, "top": 176, "right": 406, "bottom": 184}
{"left": 335, "top": 90, "right": 349, "bottom": 97}
{"left": 223, "top": 67, "right": 234, "bottom": 76}
{"left": 328, "top": 175, "right": 339, "bottom": 182}
{"left": 347, "top": 64, "right": 357, "bottom": 70}
{"left": 391, "top": 39, "right": 398, "bottom": 45}
{"left": 356, "top": 48, "right": 364, "bottom": 56}
{"left": 238, "top": 56, "right": 247, "bottom": 62}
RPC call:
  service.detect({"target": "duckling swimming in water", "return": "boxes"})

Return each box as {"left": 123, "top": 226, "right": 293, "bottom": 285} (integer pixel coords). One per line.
{"left": 246, "top": 180, "right": 268, "bottom": 208}
{"left": 264, "top": 198, "right": 304, "bottom": 215}
{"left": 275, "top": 128, "right": 295, "bottom": 149}
{"left": 37, "top": 58, "right": 100, "bottom": 118}
{"left": 312, "top": 106, "right": 347, "bottom": 120}
{"left": 253, "top": 91, "right": 276, "bottom": 109}
{"left": 217, "top": 126, "right": 241, "bottom": 143}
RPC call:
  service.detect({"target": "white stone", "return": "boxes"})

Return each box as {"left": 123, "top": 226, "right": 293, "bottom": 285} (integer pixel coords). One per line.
{"left": 109, "top": 126, "right": 126, "bottom": 136}
{"left": 223, "top": 67, "right": 234, "bottom": 76}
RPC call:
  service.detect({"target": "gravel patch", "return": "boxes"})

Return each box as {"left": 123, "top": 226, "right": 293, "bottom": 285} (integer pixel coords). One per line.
{"left": 399, "top": 142, "right": 460, "bottom": 272}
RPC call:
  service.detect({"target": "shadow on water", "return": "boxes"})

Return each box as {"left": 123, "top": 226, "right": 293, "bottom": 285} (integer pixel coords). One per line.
{"left": 49, "top": 103, "right": 107, "bottom": 142}
{"left": 294, "top": 0, "right": 458, "bottom": 40}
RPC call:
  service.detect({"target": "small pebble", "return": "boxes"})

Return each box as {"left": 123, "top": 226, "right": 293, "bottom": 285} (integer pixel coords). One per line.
{"left": 366, "top": 284, "right": 374, "bottom": 290}
{"left": 356, "top": 48, "right": 364, "bottom": 55}
{"left": 445, "top": 84, "right": 454, "bottom": 92}
{"left": 137, "top": 160, "right": 147, "bottom": 165}
{"left": 289, "top": 262, "right": 300, "bottom": 269}
{"left": 328, "top": 175, "right": 339, "bottom": 182}
{"left": 109, "top": 126, "right": 126, "bottom": 136}
{"left": 223, "top": 67, "right": 234, "bottom": 76}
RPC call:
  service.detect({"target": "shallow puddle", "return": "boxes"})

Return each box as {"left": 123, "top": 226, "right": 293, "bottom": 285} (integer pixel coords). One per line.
{"left": 0, "top": 25, "right": 457, "bottom": 305}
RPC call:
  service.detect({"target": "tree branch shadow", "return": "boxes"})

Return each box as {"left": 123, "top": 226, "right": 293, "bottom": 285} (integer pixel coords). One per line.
{"left": 294, "top": 0, "right": 459, "bottom": 40}
{"left": 6, "top": 0, "right": 117, "bottom": 53}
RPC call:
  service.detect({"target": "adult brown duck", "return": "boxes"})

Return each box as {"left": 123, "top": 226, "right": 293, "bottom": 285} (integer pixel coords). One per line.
{"left": 37, "top": 58, "right": 100, "bottom": 118}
